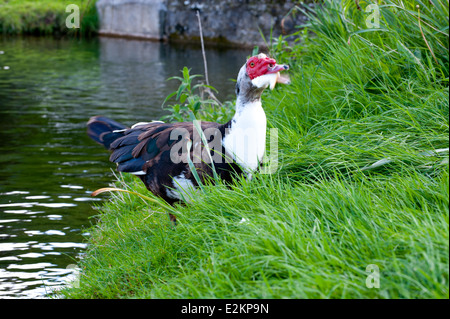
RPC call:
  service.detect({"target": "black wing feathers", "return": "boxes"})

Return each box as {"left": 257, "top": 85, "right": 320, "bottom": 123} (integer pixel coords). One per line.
{"left": 87, "top": 116, "right": 234, "bottom": 178}
{"left": 87, "top": 116, "right": 242, "bottom": 205}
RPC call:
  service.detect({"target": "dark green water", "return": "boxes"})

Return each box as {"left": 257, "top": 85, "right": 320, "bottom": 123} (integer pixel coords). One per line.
{"left": 0, "top": 36, "right": 247, "bottom": 298}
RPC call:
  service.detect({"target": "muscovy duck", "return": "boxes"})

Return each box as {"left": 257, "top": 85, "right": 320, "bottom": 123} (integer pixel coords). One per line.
{"left": 87, "top": 53, "right": 289, "bottom": 221}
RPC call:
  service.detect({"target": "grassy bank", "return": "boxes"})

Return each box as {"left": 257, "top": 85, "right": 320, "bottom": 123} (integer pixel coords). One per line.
{"left": 61, "top": 0, "right": 449, "bottom": 299}
{"left": 0, "top": 0, "right": 98, "bottom": 35}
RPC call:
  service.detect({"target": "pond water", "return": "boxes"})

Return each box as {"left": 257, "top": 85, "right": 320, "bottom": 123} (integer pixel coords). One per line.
{"left": 0, "top": 36, "right": 248, "bottom": 298}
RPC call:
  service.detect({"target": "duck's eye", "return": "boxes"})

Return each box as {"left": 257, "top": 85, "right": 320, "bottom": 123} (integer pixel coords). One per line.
{"left": 269, "top": 63, "right": 274, "bottom": 68}
{"left": 250, "top": 62, "right": 255, "bottom": 67}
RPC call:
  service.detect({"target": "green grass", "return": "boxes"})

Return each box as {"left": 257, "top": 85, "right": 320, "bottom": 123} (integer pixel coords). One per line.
{"left": 0, "top": 0, "right": 98, "bottom": 35}
{"left": 60, "top": 0, "right": 449, "bottom": 299}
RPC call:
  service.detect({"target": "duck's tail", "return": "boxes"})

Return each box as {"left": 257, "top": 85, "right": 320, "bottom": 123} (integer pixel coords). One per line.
{"left": 86, "top": 116, "right": 128, "bottom": 150}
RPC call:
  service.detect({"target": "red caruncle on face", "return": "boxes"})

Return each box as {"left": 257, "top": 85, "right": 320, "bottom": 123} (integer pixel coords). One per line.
{"left": 246, "top": 55, "right": 277, "bottom": 80}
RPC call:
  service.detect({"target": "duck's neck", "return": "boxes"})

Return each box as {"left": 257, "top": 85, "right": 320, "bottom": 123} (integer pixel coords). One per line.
{"left": 222, "top": 98, "right": 267, "bottom": 172}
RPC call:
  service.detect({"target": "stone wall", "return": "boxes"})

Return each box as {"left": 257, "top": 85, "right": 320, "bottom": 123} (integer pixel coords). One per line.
{"left": 96, "top": 0, "right": 308, "bottom": 47}
{"left": 96, "top": 0, "right": 166, "bottom": 40}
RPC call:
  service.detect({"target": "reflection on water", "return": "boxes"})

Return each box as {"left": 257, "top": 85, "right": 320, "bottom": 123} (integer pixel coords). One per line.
{"left": 0, "top": 36, "right": 248, "bottom": 298}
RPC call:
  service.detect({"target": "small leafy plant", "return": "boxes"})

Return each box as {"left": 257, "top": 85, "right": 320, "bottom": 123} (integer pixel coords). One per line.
{"left": 160, "top": 67, "right": 235, "bottom": 124}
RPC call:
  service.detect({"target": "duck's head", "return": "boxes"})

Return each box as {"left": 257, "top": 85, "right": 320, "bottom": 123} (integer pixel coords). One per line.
{"left": 235, "top": 53, "right": 290, "bottom": 103}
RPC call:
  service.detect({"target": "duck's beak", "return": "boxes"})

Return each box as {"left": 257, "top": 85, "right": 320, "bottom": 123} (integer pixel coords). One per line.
{"left": 267, "top": 64, "right": 289, "bottom": 74}
{"left": 267, "top": 64, "right": 291, "bottom": 89}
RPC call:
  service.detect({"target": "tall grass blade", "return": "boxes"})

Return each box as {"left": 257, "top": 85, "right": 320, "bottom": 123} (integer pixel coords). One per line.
{"left": 91, "top": 187, "right": 176, "bottom": 213}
